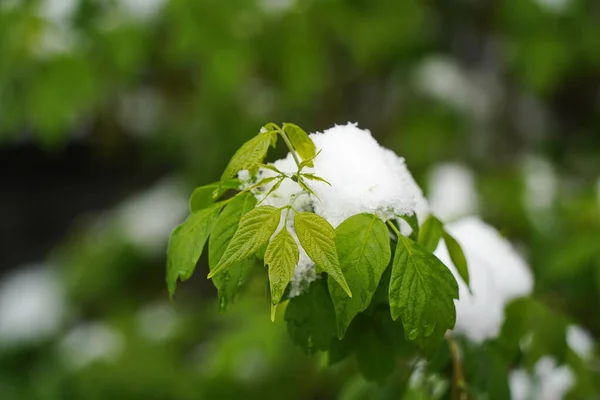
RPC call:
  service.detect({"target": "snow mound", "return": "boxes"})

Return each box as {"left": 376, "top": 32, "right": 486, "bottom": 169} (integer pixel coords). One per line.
{"left": 0, "top": 265, "right": 65, "bottom": 345}
{"left": 248, "top": 122, "right": 427, "bottom": 297}
{"left": 510, "top": 357, "right": 574, "bottom": 400}
{"left": 309, "top": 123, "right": 428, "bottom": 227}
{"left": 428, "top": 162, "right": 478, "bottom": 222}
{"left": 435, "top": 217, "right": 533, "bottom": 343}
{"left": 567, "top": 324, "right": 594, "bottom": 360}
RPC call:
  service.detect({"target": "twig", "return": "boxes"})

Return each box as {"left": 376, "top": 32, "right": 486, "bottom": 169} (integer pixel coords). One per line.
{"left": 446, "top": 332, "right": 468, "bottom": 400}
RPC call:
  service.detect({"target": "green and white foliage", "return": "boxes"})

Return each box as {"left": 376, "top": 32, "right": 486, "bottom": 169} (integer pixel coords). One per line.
{"left": 165, "top": 121, "right": 469, "bottom": 380}
{"left": 166, "top": 122, "right": 581, "bottom": 390}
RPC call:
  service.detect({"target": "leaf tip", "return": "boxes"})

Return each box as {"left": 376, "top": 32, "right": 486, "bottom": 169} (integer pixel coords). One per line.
{"left": 336, "top": 325, "right": 347, "bottom": 340}
{"left": 344, "top": 286, "right": 353, "bottom": 298}
{"left": 270, "top": 303, "right": 277, "bottom": 322}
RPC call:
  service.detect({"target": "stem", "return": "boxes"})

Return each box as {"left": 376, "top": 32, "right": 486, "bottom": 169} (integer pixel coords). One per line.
{"left": 387, "top": 220, "right": 402, "bottom": 238}
{"left": 284, "top": 205, "right": 291, "bottom": 221}
{"left": 279, "top": 130, "right": 302, "bottom": 170}
{"left": 447, "top": 333, "right": 468, "bottom": 400}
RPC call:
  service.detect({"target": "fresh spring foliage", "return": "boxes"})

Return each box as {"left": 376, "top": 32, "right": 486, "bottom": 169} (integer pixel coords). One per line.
{"left": 166, "top": 122, "right": 470, "bottom": 382}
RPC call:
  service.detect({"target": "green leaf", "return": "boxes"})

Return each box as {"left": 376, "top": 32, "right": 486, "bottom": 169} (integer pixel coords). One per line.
{"left": 294, "top": 212, "right": 352, "bottom": 297}
{"left": 265, "top": 227, "right": 299, "bottom": 305}
{"left": 284, "top": 279, "right": 337, "bottom": 354}
{"left": 389, "top": 235, "right": 458, "bottom": 343}
{"left": 208, "top": 205, "right": 281, "bottom": 278}
{"left": 263, "top": 122, "right": 280, "bottom": 132}
{"left": 356, "top": 323, "right": 396, "bottom": 383}
{"left": 298, "top": 149, "right": 322, "bottom": 171}
{"left": 418, "top": 215, "right": 444, "bottom": 252}
{"left": 443, "top": 232, "right": 470, "bottom": 287}
{"left": 301, "top": 173, "right": 331, "bottom": 186}
{"left": 283, "top": 123, "right": 316, "bottom": 167}
{"left": 257, "top": 177, "right": 285, "bottom": 205}
{"left": 501, "top": 298, "right": 568, "bottom": 368}
{"left": 297, "top": 178, "right": 321, "bottom": 201}
{"left": 208, "top": 193, "right": 257, "bottom": 311}
{"left": 189, "top": 180, "right": 240, "bottom": 213}
{"left": 400, "top": 213, "right": 419, "bottom": 240}
{"left": 255, "top": 242, "right": 268, "bottom": 259}
{"left": 258, "top": 163, "right": 286, "bottom": 175}
{"left": 221, "top": 131, "right": 277, "bottom": 180}
{"left": 329, "top": 214, "right": 391, "bottom": 338}
{"left": 242, "top": 176, "right": 278, "bottom": 193}
{"left": 166, "top": 206, "right": 222, "bottom": 299}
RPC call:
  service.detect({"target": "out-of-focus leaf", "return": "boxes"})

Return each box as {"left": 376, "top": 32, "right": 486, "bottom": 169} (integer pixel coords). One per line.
{"left": 285, "top": 280, "right": 337, "bottom": 355}
{"left": 167, "top": 205, "right": 222, "bottom": 299}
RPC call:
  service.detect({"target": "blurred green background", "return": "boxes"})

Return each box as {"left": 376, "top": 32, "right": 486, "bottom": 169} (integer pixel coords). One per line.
{"left": 1, "top": 0, "right": 599, "bottom": 399}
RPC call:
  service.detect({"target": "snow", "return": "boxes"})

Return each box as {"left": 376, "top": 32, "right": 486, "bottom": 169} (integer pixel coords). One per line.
{"left": 413, "top": 56, "right": 498, "bottom": 121}
{"left": 435, "top": 217, "right": 533, "bottom": 343}
{"left": 117, "top": 0, "right": 166, "bottom": 21}
{"left": 509, "top": 325, "right": 592, "bottom": 399}
{"left": 250, "top": 123, "right": 427, "bottom": 297}
{"left": 0, "top": 265, "right": 65, "bottom": 346}
{"left": 36, "top": 0, "right": 78, "bottom": 57}
{"left": 137, "top": 301, "right": 178, "bottom": 342}
{"left": 59, "top": 322, "right": 124, "bottom": 370}
{"left": 509, "top": 357, "right": 575, "bottom": 400}
{"left": 567, "top": 324, "right": 594, "bottom": 360}
{"left": 117, "top": 87, "right": 164, "bottom": 137}
{"left": 252, "top": 153, "right": 307, "bottom": 211}
{"left": 427, "top": 163, "right": 478, "bottom": 222}
{"left": 523, "top": 155, "right": 557, "bottom": 216}
{"left": 308, "top": 123, "right": 428, "bottom": 228}
{"left": 39, "top": 0, "right": 77, "bottom": 25}
{"left": 117, "top": 178, "right": 188, "bottom": 254}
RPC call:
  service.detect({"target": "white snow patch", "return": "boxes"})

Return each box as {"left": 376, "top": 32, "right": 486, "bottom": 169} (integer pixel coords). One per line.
{"left": 137, "top": 302, "right": 178, "bottom": 342}
{"left": 39, "top": 0, "right": 77, "bottom": 25}
{"left": 117, "top": 179, "right": 188, "bottom": 254}
{"left": 435, "top": 217, "right": 533, "bottom": 343}
{"left": 567, "top": 324, "right": 594, "bottom": 360}
{"left": 413, "top": 56, "right": 499, "bottom": 121}
{"left": 253, "top": 153, "right": 308, "bottom": 211}
{"left": 59, "top": 322, "right": 124, "bottom": 370}
{"left": 308, "top": 123, "right": 428, "bottom": 228}
{"left": 233, "top": 347, "right": 269, "bottom": 382}
{"left": 251, "top": 123, "right": 427, "bottom": 296}
{"left": 117, "top": 87, "right": 164, "bottom": 137}
{"left": 428, "top": 163, "right": 478, "bottom": 222}
{"left": 35, "top": 0, "right": 78, "bottom": 57}
{"left": 0, "top": 265, "right": 65, "bottom": 345}
{"left": 509, "top": 357, "right": 574, "bottom": 400}
{"left": 523, "top": 155, "right": 557, "bottom": 216}
{"left": 117, "top": 0, "right": 166, "bottom": 21}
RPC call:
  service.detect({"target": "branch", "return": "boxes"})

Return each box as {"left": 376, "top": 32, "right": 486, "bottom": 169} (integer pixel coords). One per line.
{"left": 446, "top": 332, "right": 468, "bottom": 400}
